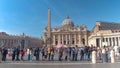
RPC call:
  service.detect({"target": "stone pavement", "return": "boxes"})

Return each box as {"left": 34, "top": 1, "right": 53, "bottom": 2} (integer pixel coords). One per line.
{"left": 2, "top": 53, "right": 120, "bottom": 64}
{"left": 1, "top": 52, "right": 120, "bottom": 68}
{"left": 3, "top": 53, "right": 120, "bottom": 63}
{"left": 0, "top": 61, "right": 120, "bottom": 68}
{"left": 1, "top": 54, "right": 120, "bottom": 68}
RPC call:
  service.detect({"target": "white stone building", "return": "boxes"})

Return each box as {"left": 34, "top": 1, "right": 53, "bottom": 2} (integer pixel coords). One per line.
{"left": 88, "top": 21, "right": 120, "bottom": 47}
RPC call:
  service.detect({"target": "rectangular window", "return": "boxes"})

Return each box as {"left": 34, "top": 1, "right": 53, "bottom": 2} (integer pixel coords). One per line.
{"left": 102, "top": 38, "right": 105, "bottom": 42}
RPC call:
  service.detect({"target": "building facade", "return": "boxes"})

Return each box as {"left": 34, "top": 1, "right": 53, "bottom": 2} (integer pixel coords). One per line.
{"left": 88, "top": 21, "right": 120, "bottom": 47}
{"left": 0, "top": 32, "right": 43, "bottom": 48}
{"left": 44, "top": 9, "right": 90, "bottom": 47}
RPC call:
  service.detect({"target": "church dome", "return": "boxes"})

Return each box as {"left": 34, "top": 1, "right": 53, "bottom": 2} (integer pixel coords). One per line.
{"left": 61, "top": 16, "right": 74, "bottom": 27}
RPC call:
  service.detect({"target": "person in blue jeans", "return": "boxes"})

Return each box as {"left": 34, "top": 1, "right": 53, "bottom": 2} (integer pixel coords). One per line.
{"left": 58, "top": 48, "right": 63, "bottom": 61}
{"left": 29, "top": 48, "right": 33, "bottom": 61}
{"left": 80, "top": 47, "right": 84, "bottom": 61}
{"left": 75, "top": 45, "right": 78, "bottom": 61}
{"left": 102, "top": 46, "right": 107, "bottom": 63}
{"left": 72, "top": 47, "right": 76, "bottom": 61}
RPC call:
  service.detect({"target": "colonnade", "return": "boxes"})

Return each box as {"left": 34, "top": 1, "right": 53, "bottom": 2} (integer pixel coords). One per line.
{"left": 97, "top": 36, "right": 120, "bottom": 47}
{"left": 53, "top": 34, "right": 88, "bottom": 46}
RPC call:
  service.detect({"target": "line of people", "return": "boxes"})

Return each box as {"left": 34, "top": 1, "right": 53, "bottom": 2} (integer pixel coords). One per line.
{"left": 0, "top": 45, "right": 93, "bottom": 61}
{"left": 0, "top": 45, "right": 119, "bottom": 62}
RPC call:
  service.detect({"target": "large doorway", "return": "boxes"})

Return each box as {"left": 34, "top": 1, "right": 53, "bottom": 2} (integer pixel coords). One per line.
{"left": 82, "top": 38, "right": 85, "bottom": 45}
{"left": 96, "top": 38, "right": 100, "bottom": 47}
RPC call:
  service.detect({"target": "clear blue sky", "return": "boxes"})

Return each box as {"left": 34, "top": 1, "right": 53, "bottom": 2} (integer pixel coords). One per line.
{"left": 0, "top": 0, "right": 120, "bottom": 38}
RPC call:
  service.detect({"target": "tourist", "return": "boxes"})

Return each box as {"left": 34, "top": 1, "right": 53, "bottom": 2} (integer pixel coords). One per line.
{"left": 12, "top": 47, "right": 16, "bottom": 61}
{"left": 114, "top": 45, "right": 119, "bottom": 57}
{"left": 27, "top": 48, "right": 30, "bottom": 61}
{"left": 16, "top": 47, "right": 20, "bottom": 61}
{"left": 29, "top": 48, "right": 33, "bottom": 61}
{"left": 44, "top": 47, "right": 48, "bottom": 61}
{"left": 97, "top": 47, "right": 102, "bottom": 60}
{"left": 20, "top": 49, "right": 24, "bottom": 61}
{"left": 80, "top": 47, "right": 84, "bottom": 61}
{"left": 75, "top": 45, "right": 79, "bottom": 61}
{"left": 1, "top": 47, "right": 8, "bottom": 61}
{"left": 50, "top": 46, "right": 55, "bottom": 61}
{"left": 34, "top": 47, "right": 40, "bottom": 61}
{"left": 41, "top": 47, "right": 45, "bottom": 60}
{"left": 68, "top": 46, "right": 72, "bottom": 61}
{"left": 102, "top": 46, "right": 107, "bottom": 63}
{"left": 7, "top": 48, "right": 11, "bottom": 57}
{"left": 87, "top": 46, "right": 91, "bottom": 61}
{"left": 47, "top": 47, "right": 51, "bottom": 61}
{"left": 58, "top": 47, "right": 63, "bottom": 61}
{"left": 72, "top": 47, "right": 76, "bottom": 61}
{"left": 0, "top": 48, "right": 2, "bottom": 62}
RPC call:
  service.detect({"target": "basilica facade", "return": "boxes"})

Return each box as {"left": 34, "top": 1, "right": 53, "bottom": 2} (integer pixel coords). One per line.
{"left": 44, "top": 9, "right": 90, "bottom": 47}
{"left": 44, "top": 9, "right": 120, "bottom": 47}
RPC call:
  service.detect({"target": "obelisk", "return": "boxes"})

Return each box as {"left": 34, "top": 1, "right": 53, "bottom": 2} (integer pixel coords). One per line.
{"left": 47, "top": 8, "right": 51, "bottom": 47}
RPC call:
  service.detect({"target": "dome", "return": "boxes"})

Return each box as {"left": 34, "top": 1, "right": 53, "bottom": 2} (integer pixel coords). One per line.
{"left": 61, "top": 16, "right": 74, "bottom": 27}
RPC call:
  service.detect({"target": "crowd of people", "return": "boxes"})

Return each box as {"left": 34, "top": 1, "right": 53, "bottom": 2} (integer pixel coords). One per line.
{"left": 0, "top": 45, "right": 120, "bottom": 62}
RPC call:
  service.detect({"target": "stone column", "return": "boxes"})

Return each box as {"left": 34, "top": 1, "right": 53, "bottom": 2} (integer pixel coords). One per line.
{"left": 79, "top": 34, "right": 81, "bottom": 46}
{"left": 108, "top": 38, "right": 110, "bottom": 46}
{"left": 58, "top": 34, "right": 61, "bottom": 44}
{"left": 2, "top": 39, "right": 4, "bottom": 46}
{"left": 100, "top": 38, "right": 102, "bottom": 47}
{"left": 66, "top": 35, "right": 67, "bottom": 45}
{"left": 53, "top": 35, "right": 55, "bottom": 46}
{"left": 92, "top": 51, "right": 97, "bottom": 63}
{"left": 85, "top": 34, "right": 88, "bottom": 45}
{"left": 25, "top": 39, "right": 28, "bottom": 48}
{"left": 118, "top": 37, "right": 120, "bottom": 46}
{"left": 104, "top": 38, "right": 106, "bottom": 46}
{"left": 110, "top": 49, "right": 115, "bottom": 63}
{"left": 74, "top": 34, "right": 76, "bottom": 45}
{"left": 19, "top": 40, "right": 20, "bottom": 46}
{"left": 116, "top": 37, "right": 118, "bottom": 46}
{"left": 111, "top": 37, "right": 113, "bottom": 47}
{"left": 113, "top": 37, "right": 115, "bottom": 46}
{"left": 115, "top": 37, "right": 117, "bottom": 46}
{"left": 62, "top": 34, "right": 64, "bottom": 45}
{"left": 106, "top": 38, "right": 108, "bottom": 46}
{"left": 0, "top": 52, "right": 1, "bottom": 63}
{"left": 69, "top": 34, "right": 71, "bottom": 46}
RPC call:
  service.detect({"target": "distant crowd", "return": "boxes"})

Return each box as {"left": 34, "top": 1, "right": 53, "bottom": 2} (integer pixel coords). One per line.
{"left": 0, "top": 45, "right": 120, "bottom": 62}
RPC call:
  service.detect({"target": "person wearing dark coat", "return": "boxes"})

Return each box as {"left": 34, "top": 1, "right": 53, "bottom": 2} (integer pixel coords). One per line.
{"left": 16, "top": 47, "right": 20, "bottom": 61}
{"left": 12, "top": 47, "right": 16, "bottom": 61}
{"left": 2, "top": 47, "right": 8, "bottom": 61}
{"left": 34, "top": 47, "right": 40, "bottom": 61}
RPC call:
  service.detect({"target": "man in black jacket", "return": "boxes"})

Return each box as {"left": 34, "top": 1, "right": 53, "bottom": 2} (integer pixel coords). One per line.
{"left": 16, "top": 47, "right": 20, "bottom": 61}
{"left": 1, "top": 47, "right": 8, "bottom": 61}
{"left": 34, "top": 47, "right": 40, "bottom": 61}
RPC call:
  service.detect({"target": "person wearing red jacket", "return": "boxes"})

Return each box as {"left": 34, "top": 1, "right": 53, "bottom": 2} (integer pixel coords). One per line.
{"left": 20, "top": 49, "right": 24, "bottom": 61}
